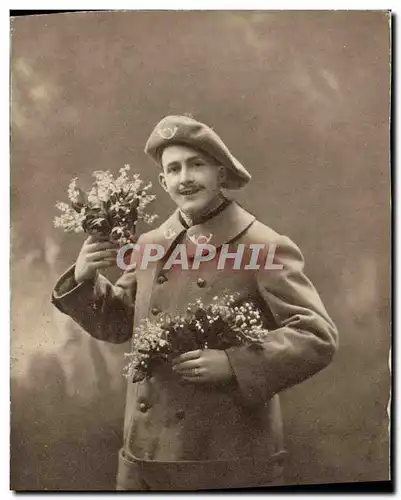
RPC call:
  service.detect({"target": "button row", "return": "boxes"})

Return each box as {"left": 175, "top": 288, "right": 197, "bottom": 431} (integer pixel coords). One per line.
{"left": 151, "top": 278, "right": 207, "bottom": 316}
{"left": 176, "top": 409, "right": 185, "bottom": 420}
{"left": 138, "top": 402, "right": 185, "bottom": 421}
{"left": 196, "top": 277, "right": 206, "bottom": 288}
{"left": 156, "top": 275, "right": 207, "bottom": 288}
{"left": 139, "top": 402, "right": 149, "bottom": 413}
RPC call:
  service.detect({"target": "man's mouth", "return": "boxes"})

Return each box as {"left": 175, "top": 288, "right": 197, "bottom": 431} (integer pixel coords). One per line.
{"left": 179, "top": 187, "right": 202, "bottom": 196}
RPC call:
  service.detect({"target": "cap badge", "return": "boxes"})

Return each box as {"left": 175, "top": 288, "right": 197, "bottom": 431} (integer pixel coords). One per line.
{"left": 158, "top": 126, "right": 178, "bottom": 140}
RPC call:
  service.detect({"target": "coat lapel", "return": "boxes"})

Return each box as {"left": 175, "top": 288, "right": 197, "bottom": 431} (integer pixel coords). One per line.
{"left": 142, "top": 202, "right": 256, "bottom": 251}
{"left": 185, "top": 202, "right": 256, "bottom": 248}
{"left": 139, "top": 210, "right": 186, "bottom": 255}
{"left": 136, "top": 202, "right": 256, "bottom": 268}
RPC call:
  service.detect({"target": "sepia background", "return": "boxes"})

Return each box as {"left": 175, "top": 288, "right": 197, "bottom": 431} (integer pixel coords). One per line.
{"left": 10, "top": 11, "right": 390, "bottom": 490}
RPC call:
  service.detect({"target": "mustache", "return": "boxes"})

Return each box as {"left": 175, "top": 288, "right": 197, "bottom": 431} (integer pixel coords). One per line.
{"left": 178, "top": 185, "right": 203, "bottom": 194}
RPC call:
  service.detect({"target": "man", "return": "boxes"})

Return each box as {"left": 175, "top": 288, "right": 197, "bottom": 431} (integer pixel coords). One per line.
{"left": 52, "top": 115, "right": 338, "bottom": 490}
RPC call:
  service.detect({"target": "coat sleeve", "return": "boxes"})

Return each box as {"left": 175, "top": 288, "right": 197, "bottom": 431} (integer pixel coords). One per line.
{"left": 51, "top": 264, "right": 137, "bottom": 344}
{"left": 225, "top": 235, "right": 338, "bottom": 407}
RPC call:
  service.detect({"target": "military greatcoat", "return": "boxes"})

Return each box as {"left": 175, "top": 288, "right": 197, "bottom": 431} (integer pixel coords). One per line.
{"left": 52, "top": 201, "right": 338, "bottom": 490}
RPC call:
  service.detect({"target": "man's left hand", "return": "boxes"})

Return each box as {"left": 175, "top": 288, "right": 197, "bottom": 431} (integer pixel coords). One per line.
{"left": 172, "top": 349, "right": 235, "bottom": 383}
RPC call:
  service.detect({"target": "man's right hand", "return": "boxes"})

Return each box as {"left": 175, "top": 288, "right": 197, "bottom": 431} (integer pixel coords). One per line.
{"left": 74, "top": 235, "right": 118, "bottom": 284}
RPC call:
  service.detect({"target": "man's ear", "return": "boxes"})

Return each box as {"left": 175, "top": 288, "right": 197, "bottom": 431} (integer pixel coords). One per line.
{"left": 217, "top": 165, "right": 227, "bottom": 187}
{"left": 158, "top": 172, "right": 168, "bottom": 192}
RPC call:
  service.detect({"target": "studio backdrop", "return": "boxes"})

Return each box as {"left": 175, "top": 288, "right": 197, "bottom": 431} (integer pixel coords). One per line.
{"left": 10, "top": 10, "right": 390, "bottom": 490}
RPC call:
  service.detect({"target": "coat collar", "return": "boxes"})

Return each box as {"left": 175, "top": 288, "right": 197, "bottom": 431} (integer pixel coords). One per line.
{"left": 141, "top": 201, "right": 256, "bottom": 254}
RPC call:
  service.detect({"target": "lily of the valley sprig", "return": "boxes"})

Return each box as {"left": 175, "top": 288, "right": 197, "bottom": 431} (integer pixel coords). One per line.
{"left": 123, "top": 291, "right": 268, "bottom": 382}
{"left": 54, "top": 165, "right": 158, "bottom": 246}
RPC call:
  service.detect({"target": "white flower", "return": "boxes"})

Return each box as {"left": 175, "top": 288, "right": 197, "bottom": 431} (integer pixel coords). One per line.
{"left": 67, "top": 177, "right": 80, "bottom": 203}
{"left": 55, "top": 165, "right": 158, "bottom": 245}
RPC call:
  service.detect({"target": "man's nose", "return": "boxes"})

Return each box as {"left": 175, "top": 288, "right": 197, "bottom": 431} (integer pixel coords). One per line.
{"left": 179, "top": 166, "right": 194, "bottom": 184}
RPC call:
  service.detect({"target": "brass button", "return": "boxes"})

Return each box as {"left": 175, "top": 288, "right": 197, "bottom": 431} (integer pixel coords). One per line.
{"left": 139, "top": 402, "right": 149, "bottom": 413}
{"left": 176, "top": 409, "right": 185, "bottom": 420}
{"left": 196, "top": 277, "right": 206, "bottom": 288}
{"left": 151, "top": 307, "right": 161, "bottom": 316}
{"left": 157, "top": 274, "right": 168, "bottom": 285}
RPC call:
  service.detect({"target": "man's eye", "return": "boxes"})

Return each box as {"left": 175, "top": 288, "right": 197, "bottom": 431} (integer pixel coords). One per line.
{"left": 169, "top": 166, "right": 180, "bottom": 174}
{"left": 193, "top": 162, "right": 204, "bottom": 167}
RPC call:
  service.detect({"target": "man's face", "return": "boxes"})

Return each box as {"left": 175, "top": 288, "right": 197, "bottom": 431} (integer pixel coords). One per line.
{"left": 159, "top": 144, "right": 226, "bottom": 215}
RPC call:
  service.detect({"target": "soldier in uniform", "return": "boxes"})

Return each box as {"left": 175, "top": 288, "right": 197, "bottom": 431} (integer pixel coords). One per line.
{"left": 52, "top": 115, "right": 338, "bottom": 490}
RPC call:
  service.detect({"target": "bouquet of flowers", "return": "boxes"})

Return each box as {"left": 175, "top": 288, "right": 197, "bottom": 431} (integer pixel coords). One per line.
{"left": 54, "top": 165, "right": 158, "bottom": 246}
{"left": 123, "top": 292, "right": 268, "bottom": 382}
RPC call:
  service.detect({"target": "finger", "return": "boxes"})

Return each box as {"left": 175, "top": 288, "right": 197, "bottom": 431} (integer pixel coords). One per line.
{"left": 172, "top": 350, "right": 202, "bottom": 366}
{"left": 180, "top": 369, "right": 206, "bottom": 378}
{"left": 173, "top": 359, "right": 202, "bottom": 372}
{"left": 85, "top": 235, "right": 97, "bottom": 245}
{"left": 86, "top": 241, "right": 117, "bottom": 252}
{"left": 89, "top": 259, "right": 115, "bottom": 270}
{"left": 87, "top": 250, "right": 118, "bottom": 262}
{"left": 97, "top": 259, "right": 116, "bottom": 267}
{"left": 181, "top": 374, "right": 207, "bottom": 383}
{"left": 86, "top": 235, "right": 110, "bottom": 245}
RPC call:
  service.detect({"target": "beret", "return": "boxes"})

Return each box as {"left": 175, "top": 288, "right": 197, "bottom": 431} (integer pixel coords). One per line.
{"left": 144, "top": 115, "right": 251, "bottom": 190}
